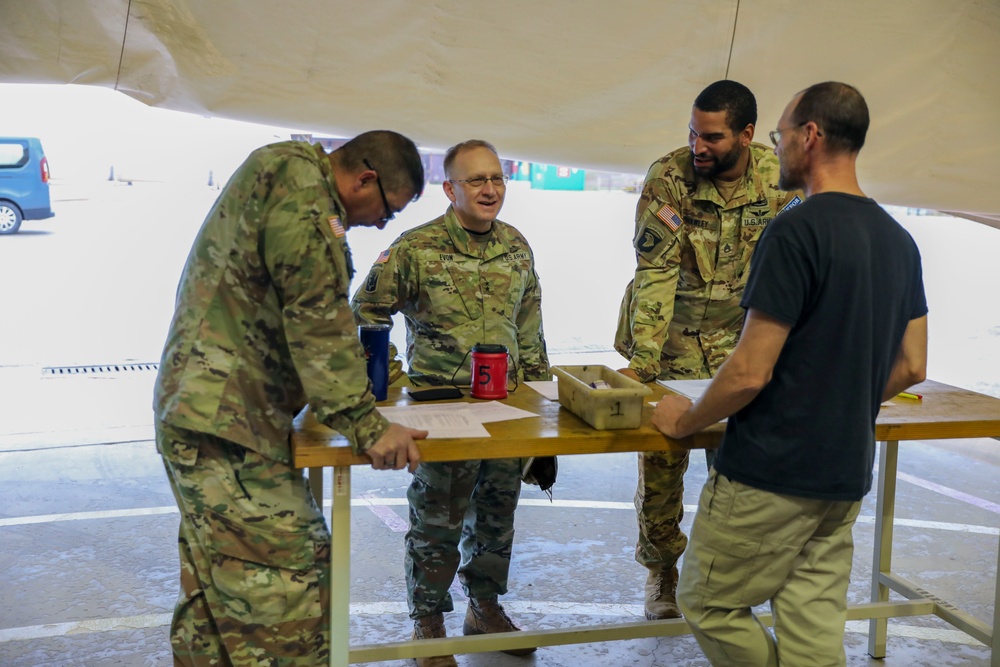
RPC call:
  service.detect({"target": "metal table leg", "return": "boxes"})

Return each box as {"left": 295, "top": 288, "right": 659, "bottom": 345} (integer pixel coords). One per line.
{"left": 330, "top": 466, "right": 351, "bottom": 667}
{"left": 868, "top": 440, "right": 898, "bottom": 659}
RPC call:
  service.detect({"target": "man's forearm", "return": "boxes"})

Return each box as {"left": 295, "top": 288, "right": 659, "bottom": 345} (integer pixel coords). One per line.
{"left": 673, "top": 359, "right": 764, "bottom": 437}
{"left": 881, "top": 315, "right": 928, "bottom": 401}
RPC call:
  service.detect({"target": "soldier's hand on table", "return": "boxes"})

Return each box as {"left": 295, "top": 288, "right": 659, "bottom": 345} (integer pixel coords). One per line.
{"left": 651, "top": 395, "right": 693, "bottom": 439}
{"left": 367, "top": 423, "right": 427, "bottom": 473}
{"left": 617, "top": 367, "right": 642, "bottom": 382}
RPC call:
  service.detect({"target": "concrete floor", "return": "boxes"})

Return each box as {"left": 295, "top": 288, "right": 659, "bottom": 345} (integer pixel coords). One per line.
{"left": 0, "top": 353, "right": 997, "bottom": 666}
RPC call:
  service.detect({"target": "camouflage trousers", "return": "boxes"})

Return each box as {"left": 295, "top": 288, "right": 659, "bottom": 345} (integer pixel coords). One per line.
{"left": 405, "top": 458, "right": 522, "bottom": 619}
{"left": 635, "top": 448, "right": 690, "bottom": 569}
{"left": 157, "top": 422, "right": 331, "bottom": 666}
{"left": 634, "top": 359, "right": 719, "bottom": 570}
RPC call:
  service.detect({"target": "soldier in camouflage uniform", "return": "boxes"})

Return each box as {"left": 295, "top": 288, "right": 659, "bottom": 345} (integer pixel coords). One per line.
{"left": 154, "top": 131, "right": 429, "bottom": 666}
{"left": 352, "top": 139, "right": 548, "bottom": 667}
{"left": 614, "top": 81, "right": 802, "bottom": 620}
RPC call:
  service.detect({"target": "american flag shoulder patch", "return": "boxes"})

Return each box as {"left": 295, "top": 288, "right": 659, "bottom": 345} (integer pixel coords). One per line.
{"left": 655, "top": 204, "right": 683, "bottom": 231}
{"left": 328, "top": 216, "right": 345, "bottom": 238}
{"left": 375, "top": 248, "right": 392, "bottom": 263}
{"left": 779, "top": 195, "right": 803, "bottom": 213}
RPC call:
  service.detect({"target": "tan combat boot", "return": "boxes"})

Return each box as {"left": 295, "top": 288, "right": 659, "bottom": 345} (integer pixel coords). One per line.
{"left": 644, "top": 565, "right": 681, "bottom": 620}
{"left": 411, "top": 613, "right": 457, "bottom": 667}
{"left": 462, "top": 597, "right": 537, "bottom": 656}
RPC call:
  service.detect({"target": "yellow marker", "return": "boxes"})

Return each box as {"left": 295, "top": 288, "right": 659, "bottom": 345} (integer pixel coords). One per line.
{"left": 897, "top": 391, "right": 923, "bottom": 400}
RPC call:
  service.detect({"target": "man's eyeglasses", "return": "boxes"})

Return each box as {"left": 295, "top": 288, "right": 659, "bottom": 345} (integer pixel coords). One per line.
{"left": 450, "top": 175, "right": 510, "bottom": 188}
{"left": 363, "top": 158, "right": 395, "bottom": 223}
{"left": 769, "top": 122, "right": 808, "bottom": 147}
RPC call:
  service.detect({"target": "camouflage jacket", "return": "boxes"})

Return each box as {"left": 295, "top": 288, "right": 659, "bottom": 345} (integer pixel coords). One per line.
{"left": 614, "top": 143, "right": 802, "bottom": 382}
{"left": 351, "top": 207, "right": 550, "bottom": 385}
{"left": 154, "top": 141, "right": 389, "bottom": 463}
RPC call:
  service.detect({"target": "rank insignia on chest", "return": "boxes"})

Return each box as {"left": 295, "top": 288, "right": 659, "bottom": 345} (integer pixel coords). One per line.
{"left": 328, "top": 216, "right": 345, "bottom": 238}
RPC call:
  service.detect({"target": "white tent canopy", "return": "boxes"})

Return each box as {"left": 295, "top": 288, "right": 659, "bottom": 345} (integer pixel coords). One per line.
{"left": 2, "top": 0, "right": 998, "bottom": 225}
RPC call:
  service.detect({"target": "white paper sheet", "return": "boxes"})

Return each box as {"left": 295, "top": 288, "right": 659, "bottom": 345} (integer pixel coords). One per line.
{"left": 469, "top": 400, "right": 539, "bottom": 423}
{"left": 525, "top": 380, "right": 560, "bottom": 401}
{"left": 657, "top": 378, "right": 713, "bottom": 401}
{"left": 377, "top": 405, "right": 490, "bottom": 438}
{"left": 378, "top": 399, "right": 538, "bottom": 438}
{"left": 659, "top": 379, "right": 902, "bottom": 410}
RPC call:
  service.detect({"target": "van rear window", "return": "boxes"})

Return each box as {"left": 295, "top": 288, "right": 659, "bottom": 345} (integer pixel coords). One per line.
{"left": 0, "top": 142, "right": 29, "bottom": 168}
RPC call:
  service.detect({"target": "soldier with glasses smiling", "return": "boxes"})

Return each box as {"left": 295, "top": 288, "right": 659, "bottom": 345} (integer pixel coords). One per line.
{"left": 352, "top": 139, "right": 549, "bottom": 667}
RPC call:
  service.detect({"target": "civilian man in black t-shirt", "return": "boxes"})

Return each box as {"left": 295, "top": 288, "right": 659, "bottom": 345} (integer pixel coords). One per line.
{"left": 649, "top": 82, "right": 928, "bottom": 666}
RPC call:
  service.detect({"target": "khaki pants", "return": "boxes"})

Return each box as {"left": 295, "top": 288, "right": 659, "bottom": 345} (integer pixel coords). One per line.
{"left": 678, "top": 469, "right": 861, "bottom": 667}
{"left": 158, "top": 422, "right": 331, "bottom": 667}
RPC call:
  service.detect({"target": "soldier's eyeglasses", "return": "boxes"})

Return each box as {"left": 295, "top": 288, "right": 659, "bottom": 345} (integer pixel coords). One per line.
{"left": 363, "top": 158, "right": 395, "bottom": 223}
{"left": 769, "top": 122, "right": 822, "bottom": 147}
{"left": 450, "top": 175, "right": 510, "bottom": 188}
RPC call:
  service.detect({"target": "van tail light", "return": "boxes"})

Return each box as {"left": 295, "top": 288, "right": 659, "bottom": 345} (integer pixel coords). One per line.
{"left": 40, "top": 156, "right": 50, "bottom": 183}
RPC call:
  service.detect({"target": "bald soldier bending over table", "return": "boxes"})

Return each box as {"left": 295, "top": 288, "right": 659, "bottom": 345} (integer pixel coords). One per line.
{"left": 154, "top": 131, "right": 429, "bottom": 666}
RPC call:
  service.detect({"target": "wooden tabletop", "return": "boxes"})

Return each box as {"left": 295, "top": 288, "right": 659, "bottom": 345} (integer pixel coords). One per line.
{"left": 292, "top": 379, "right": 1000, "bottom": 469}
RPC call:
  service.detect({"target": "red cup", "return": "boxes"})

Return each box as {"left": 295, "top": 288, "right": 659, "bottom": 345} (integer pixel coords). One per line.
{"left": 469, "top": 343, "right": 509, "bottom": 399}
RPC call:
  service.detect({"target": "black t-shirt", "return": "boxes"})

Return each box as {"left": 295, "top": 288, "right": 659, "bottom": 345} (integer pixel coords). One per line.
{"left": 713, "top": 193, "right": 927, "bottom": 500}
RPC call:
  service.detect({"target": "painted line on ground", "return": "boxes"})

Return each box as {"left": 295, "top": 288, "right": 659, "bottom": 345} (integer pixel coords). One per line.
{"left": 356, "top": 492, "right": 467, "bottom": 601}
{"left": 0, "top": 604, "right": 985, "bottom": 648}
{"left": 0, "top": 612, "right": 173, "bottom": 643}
{"left": 0, "top": 505, "right": 178, "bottom": 526}
{"left": 896, "top": 470, "right": 1000, "bottom": 515}
{"left": 359, "top": 492, "right": 410, "bottom": 533}
{"left": 1, "top": 499, "right": 997, "bottom": 536}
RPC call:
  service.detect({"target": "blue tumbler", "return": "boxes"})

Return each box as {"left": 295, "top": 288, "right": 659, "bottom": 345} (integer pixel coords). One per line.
{"left": 359, "top": 324, "right": 391, "bottom": 401}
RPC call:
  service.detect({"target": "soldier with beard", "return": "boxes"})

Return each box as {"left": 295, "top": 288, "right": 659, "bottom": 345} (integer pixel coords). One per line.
{"left": 614, "top": 80, "right": 802, "bottom": 620}
{"left": 654, "top": 81, "right": 927, "bottom": 666}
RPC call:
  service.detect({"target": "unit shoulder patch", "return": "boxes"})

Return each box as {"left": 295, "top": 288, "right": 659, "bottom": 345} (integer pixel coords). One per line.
{"left": 364, "top": 267, "right": 379, "bottom": 292}
{"left": 637, "top": 226, "right": 664, "bottom": 254}
{"left": 780, "top": 195, "right": 803, "bottom": 213}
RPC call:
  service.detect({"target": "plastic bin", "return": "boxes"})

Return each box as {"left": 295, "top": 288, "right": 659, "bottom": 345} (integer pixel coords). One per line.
{"left": 551, "top": 365, "right": 652, "bottom": 430}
